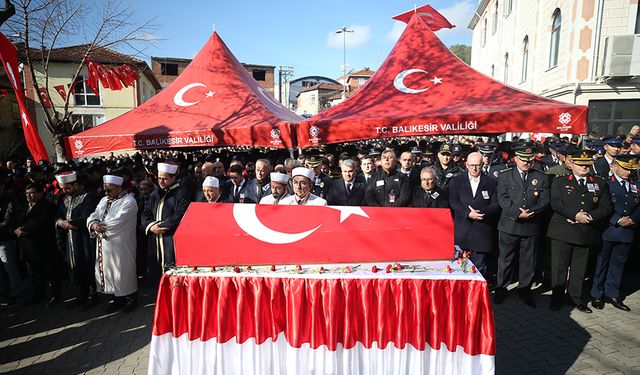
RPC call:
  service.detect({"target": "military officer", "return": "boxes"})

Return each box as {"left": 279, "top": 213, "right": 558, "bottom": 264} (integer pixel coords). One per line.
{"left": 494, "top": 146, "right": 551, "bottom": 307}
{"left": 305, "top": 155, "right": 332, "bottom": 200}
{"left": 432, "top": 143, "right": 463, "bottom": 190}
{"left": 593, "top": 136, "right": 623, "bottom": 178}
{"left": 591, "top": 155, "right": 640, "bottom": 312}
{"left": 545, "top": 142, "right": 573, "bottom": 177}
{"left": 547, "top": 150, "right": 613, "bottom": 313}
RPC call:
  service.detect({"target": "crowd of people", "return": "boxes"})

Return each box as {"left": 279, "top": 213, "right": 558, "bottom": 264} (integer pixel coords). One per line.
{"left": 1, "top": 129, "right": 639, "bottom": 315}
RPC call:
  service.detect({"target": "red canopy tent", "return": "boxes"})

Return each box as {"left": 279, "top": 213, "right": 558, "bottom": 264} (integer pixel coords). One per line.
{"left": 67, "top": 33, "right": 301, "bottom": 158}
{"left": 298, "top": 13, "right": 588, "bottom": 148}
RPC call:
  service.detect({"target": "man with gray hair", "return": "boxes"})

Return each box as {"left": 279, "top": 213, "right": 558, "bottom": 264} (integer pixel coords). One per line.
{"left": 254, "top": 159, "right": 272, "bottom": 201}
{"left": 327, "top": 159, "right": 366, "bottom": 206}
{"left": 411, "top": 166, "right": 449, "bottom": 208}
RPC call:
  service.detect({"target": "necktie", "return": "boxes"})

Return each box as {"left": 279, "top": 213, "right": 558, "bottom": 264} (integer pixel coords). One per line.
{"left": 234, "top": 185, "right": 239, "bottom": 198}
{"left": 521, "top": 171, "right": 527, "bottom": 182}
{"left": 622, "top": 180, "right": 628, "bottom": 192}
{"left": 578, "top": 179, "right": 585, "bottom": 188}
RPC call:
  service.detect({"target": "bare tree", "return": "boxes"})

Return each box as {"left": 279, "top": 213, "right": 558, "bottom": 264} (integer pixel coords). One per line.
{"left": 1, "top": 0, "right": 158, "bottom": 160}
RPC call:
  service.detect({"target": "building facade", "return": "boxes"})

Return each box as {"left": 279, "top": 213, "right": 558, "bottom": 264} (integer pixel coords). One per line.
{"left": 469, "top": 0, "right": 640, "bottom": 136}
{"left": 151, "top": 57, "right": 275, "bottom": 94}
{"left": 295, "top": 83, "right": 343, "bottom": 117}
{"left": 287, "top": 76, "right": 341, "bottom": 111}
{"left": 19, "top": 45, "right": 161, "bottom": 160}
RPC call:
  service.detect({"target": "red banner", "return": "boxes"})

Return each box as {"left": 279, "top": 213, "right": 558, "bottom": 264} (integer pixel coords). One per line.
{"left": 53, "top": 85, "right": 67, "bottom": 101}
{"left": 174, "top": 203, "right": 454, "bottom": 266}
{"left": 0, "top": 32, "right": 49, "bottom": 162}
{"left": 85, "top": 57, "right": 140, "bottom": 94}
{"left": 37, "top": 87, "right": 52, "bottom": 109}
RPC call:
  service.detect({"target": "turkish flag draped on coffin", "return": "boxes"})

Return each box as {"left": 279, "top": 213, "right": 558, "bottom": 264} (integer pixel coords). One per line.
{"left": 66, "top": 32, "right": 300, "bottom": 158}
{"left": 297, "top": 13, "right": 588, "bottom": 148}
{"left": 174, "top": 203, "right": 454, "bottom": 266}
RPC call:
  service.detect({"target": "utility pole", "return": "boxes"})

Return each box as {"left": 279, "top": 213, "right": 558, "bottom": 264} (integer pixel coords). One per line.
{"left": 278, "top": 66, "right": 294, "bottom": 107}
{"left": 336, "top": 26, "right": 354, "bottom": 100}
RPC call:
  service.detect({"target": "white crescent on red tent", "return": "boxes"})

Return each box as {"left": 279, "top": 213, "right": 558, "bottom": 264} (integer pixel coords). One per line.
{"left": 66, "top": 32, "right": 301, "bottom": 158}
{"left": 297, "top": 13, "right": 588, "bottom": 148}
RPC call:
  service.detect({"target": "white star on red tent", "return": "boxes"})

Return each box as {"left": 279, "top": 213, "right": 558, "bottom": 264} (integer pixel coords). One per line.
{"left": 431, "top": 77, "right": 443, "bottom": 85}
{"left": 205, "top": 90, "right": 215, "bottom": 98}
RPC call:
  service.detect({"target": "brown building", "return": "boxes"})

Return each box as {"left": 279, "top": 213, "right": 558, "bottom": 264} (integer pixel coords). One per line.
{"left": 151, "top": 57, "right": 275, "bottom": 94}
{"left": 345, "top": 68, "right": 375, "bottom": 92}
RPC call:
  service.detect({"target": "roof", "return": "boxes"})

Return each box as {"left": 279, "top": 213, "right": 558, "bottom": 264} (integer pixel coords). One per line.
{"left": 66, "top": 32, "right": 301, "bottom": 157}
{"left": 298, "top": 83, "right": 343, "bottom": 94}
{"left": 20, "top": 44, "right": 161, "bottom": 90}
{"left": 152, "top": 56, "right": 275, "bottom": 70}
{"left": 297, "top": 13, "right": 587, "bottom": 148}
{"left": 290, "top": 76, "right": 340, "bottom": 85}
{"left": 469, "top": 0, "right": 491, "bottom": 29}
{"left": 348, "top": 68, "right": 376, "bottom": 78}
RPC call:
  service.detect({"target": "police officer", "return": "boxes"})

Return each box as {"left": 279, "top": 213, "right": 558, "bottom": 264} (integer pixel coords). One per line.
{"left": 364, "top": 149, "right": 411, "bottom": 207}
{"left": 593, "top": 136, "right": 623, "bottom": 178}
{"left": 591, "top": 155, "right": 640, "bottom": 312}
{"left": 547, "top": 150, "right": 613, "bottom": 313}
{"left": 305, "top": 155, "right": 332, "bottom": 200}
{"left": 494, "top": 146, "right": 551, "bottom": 307}
{"left": 433, "top": 143, "right": 463, "bottom": 190}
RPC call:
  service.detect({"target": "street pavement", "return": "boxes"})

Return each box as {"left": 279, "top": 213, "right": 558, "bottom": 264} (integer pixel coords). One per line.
{"left": 1, "top": 276, "right": 639, "bottom": 374}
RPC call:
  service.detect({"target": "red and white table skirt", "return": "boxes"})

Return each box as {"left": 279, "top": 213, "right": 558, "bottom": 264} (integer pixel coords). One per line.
{"left": 148, "top": 261, "right": 496, "bottom": 374}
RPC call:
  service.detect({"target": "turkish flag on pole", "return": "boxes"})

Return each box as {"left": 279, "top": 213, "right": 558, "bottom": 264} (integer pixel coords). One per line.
{"left": 38, "top": 87, "right": 52, "bottom": 109}
{"left": 0, "top": 33, "right": 49, "bottom": 163}
{"left": 53, "top": 85, "right": 67, "bottom": 101}
{"left": 392, "top": 4, "right": 455, "bottom": 31}
{"left": 174, "top": 203, "right": 454, "bottom": 266}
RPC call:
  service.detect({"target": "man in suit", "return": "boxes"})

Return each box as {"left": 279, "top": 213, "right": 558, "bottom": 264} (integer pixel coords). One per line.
{"left": 448, "top": 152, "right": 500, "bottom": 276}
{"left": 253, "top": 159, "right": 272, "bottom": 202}
{"left": 411, "top": 166, "right": 449, "bottom": 208}
{"left": 494, "top": 146, "right": 551, "bottom": 307}
{"left": 547, "top": 150, "right": 613, "bottom": 313}
{"left": 398, "top": 151, "right": 421, "bottom": 188}
{"left": 593, "top": 136, "right": 623, "bottom": 178}
{"left": 224, "top": 164, "right": 257, "bottom": 203}
{"left": 365, "top": 150, "right": 411, "bottom": 207}
{"left": 591, "top": 155, "right": 640, "bottom": 312}
{"left": 357, "top": 155, "right": 376, "bottom": 184}
{"left": 327, "top": 159, "right": 366, "bottom": 206}
{"left": 15, "top": 183, "right": 61, "bottom": 306}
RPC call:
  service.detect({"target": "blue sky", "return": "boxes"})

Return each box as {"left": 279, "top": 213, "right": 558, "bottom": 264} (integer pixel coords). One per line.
{"left": 129, "top": 0, "right": 475, "bottom": 80}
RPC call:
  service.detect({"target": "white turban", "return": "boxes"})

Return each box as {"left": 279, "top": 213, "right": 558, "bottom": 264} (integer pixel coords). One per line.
{"left": 292, "top": 167, "right": 315, "bottom": 181}
{"left": 270, "top": 172, "right": 290, "bottom": 184}
{"left": 55, "top": 171, "right": 77, "bottom": 184}
{"left": 103, "top": 175, "right": 124, "bottom": 186}
{"left": 202, "top": 176, "right": 219, "bottom": 188}
{"left": 157, "top": 162, "right": 178, "bottom": 174}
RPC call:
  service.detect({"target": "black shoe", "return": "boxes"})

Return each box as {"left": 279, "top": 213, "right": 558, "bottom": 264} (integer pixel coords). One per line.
{"left": 519, "top": 291, "right": 536, "bottom": 308}
{"left": 105, "top": 297, "right": 127, "bottom": 314}
{"left": 80, "top": 295, "right": 100, "bottom": 311}
{"left": 493, "top": 288, "right": 506, "bottom": 305}
{"left": 46, "top": 296, "right": 60, "bottom": 307}
{"left": 604, "top": 297, "right": 631, "bottom": 312}
{"left": 122, "top": 299, "right": 138, "bottom": 313}
{"left": 575, "top": 303, "right": 592, "bottom": 313}
{"left": 591, "top": 298, "right": 605, "bottom": 310}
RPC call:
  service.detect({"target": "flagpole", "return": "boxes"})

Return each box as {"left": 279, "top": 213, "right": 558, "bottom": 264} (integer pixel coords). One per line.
{"left": 336, "top": 26, "right": 353, "bottom": 101}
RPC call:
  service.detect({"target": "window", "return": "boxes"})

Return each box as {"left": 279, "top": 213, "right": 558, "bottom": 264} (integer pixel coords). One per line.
{"left": 635, "top": 4, "right": 640, "bottom": 34}
{"left": 492, "top": 1, "right": 499, "bottom": 35}
{"left": 491, "top": 64, "right": 495, "bottom": 77}
{"left": 357, "top": 78, "right": 365, "bottom": 85}
{"left": 71, "top": 114, "right": 105, "bottom": 131}
{"left": 521, "top": 36, "right": 529, "bottom": 82}
{"left": 549, "top": 9, "right": 561, "bottom": 69}
{"left": 588, "top": 100, "right": 640, "bottom": 136}
{"left": 482, "top": 18, "right": 487, "bottom": 47}
{"left": 160, "top": 63, "right": 178, "bottom": 76}
{"left": 504, "top": 0, "right": 513, "bottom": 17}
{"left": 310, "top": 94, "right": 316, "bottom": 104}
{"left": 74, "top": 77, "right": 100, "bottom": 106}
{"left": 504, "top": 53, "right": 509, "bottom": 84}
{"left": 252, "top": 69, "right": 266, "bottom": 81}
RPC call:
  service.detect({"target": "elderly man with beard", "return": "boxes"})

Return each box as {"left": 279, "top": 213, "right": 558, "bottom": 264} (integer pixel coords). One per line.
{"left": 365, "top": 150, "right": 411, "bottom": 207}
{"left": 280, "top": 168, "right": 327, "bottom": 206}
{"left": 87, "top": 175, "right": 138, "bottom": 313}
{"left": 142, "top": 163, "right": 191, "bottom": 283}
{"left": 259, "top": 173, "right": 291, "bottom": 204}
{"left": 201, "top": 176, "right": 222, "bottom": 203}
{"left": 55, "top": 171, "right": 99, "bottom": 309}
